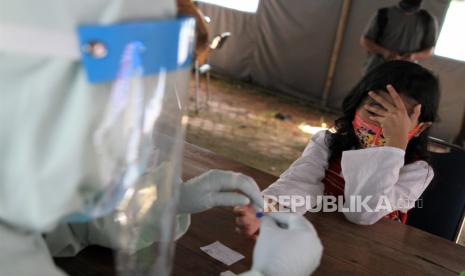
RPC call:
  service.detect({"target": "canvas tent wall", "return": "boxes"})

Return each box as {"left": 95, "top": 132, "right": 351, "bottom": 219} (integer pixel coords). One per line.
{"left": 197, "top": 0, "right": 465, "bottom": 141}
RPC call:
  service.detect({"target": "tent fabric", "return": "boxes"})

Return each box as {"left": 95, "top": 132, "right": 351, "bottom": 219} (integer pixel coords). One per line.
{"left": 198, "top": 0, "right": 343, "bottom": 103}
{"left": 198, "top": 0, "right": 464, "bottom": 140}
{"left": 421, "top": 57, "right": 465, "bottom": 139}
{"left": 251, "top": 0, "right": 342, "bottom": 103}
{"left": 199, "top": 4, "right": 256, "bottom": 80}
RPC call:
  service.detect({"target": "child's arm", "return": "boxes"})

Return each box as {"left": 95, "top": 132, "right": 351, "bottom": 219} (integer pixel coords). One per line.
{"left": 263, "top": 130, "right": 329, "bottom": 214}
{"left": 341, "top": 147, "right": 433, "bottom": 225}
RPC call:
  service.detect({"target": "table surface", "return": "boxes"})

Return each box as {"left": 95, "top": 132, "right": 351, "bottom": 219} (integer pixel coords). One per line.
{"left": 56, "top": 143, "right": 465, "bottom": 276}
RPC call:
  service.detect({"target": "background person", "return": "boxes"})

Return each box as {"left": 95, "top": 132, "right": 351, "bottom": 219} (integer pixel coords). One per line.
{"left": 360, "top": 0, "right": 438, "bottom": 74}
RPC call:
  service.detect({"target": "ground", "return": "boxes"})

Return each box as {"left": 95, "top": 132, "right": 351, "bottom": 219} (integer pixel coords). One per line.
{"left": 185, "top": 76, "right": 338, "bottom": 176}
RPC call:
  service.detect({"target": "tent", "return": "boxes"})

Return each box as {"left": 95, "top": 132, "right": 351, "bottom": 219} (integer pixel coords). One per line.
{"left": 197, "top": 0, "right": 464, "bottom": 141}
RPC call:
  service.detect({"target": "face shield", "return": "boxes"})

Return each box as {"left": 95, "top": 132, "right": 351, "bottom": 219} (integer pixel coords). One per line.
{"left": 78, "top": 20, "right": 196, "bottom": 276}
{"left": 0, "top": 16, "right": 195, "bottom": 275}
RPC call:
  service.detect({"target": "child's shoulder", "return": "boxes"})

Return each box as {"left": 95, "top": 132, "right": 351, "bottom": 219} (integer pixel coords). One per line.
{"left": 312, "top": 130, "right": 328, "bottom": 140}
{"left": 303, "top": 130, "right": 330, "bottom": 153}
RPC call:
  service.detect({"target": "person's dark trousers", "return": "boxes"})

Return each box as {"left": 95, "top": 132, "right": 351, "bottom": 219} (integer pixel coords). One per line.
{"left": 454, "top": 103, "right": 465, "bottom": 147}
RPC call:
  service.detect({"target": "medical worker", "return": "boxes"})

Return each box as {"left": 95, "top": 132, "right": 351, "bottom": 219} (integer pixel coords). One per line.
{"left": 0, "top": 1, "right": 322, "bottom": 275}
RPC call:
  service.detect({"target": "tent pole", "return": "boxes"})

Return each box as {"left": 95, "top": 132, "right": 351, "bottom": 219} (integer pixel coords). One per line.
{"left": 321, "top": 0, "right": 352, "bottom": 107}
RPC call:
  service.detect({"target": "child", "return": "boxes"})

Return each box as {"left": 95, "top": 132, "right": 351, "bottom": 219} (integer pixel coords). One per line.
{"left": 235, "top": 60, "right": 440, "bottom": 237}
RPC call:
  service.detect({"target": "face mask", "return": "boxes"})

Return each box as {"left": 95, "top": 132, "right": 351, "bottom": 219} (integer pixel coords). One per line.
{"left": 352, "top": 112, "right": 420, "bottom": 148}
{"left": 399, "top": 0, "right": 422, "bottom": 13}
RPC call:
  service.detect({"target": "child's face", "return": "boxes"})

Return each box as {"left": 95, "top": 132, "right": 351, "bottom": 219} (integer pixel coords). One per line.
{"left": 356, "top": 90, "right": 419, "bottom": 127}
{"left": 354, "top": 90, "right": 432, "bottom": 147}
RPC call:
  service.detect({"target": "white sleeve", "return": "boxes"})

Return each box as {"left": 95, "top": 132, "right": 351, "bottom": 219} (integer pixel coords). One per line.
{"left": 262, "top": 131, "right": 329, "bottom": 213}
{"left": 341, "top": 147, "right": 434, "bottom": 225}
{"left": 0, "top": 223, "right": 67, "bottom": 276}
{"left": 46, "top": 163, "right": 191, "bottom": 257}
{"left": 46, "top": 213, "right": 190, "bottom": 257}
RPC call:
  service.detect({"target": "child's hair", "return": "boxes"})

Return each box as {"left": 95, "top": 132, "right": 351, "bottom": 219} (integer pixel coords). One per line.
{"left": 326, "top": 60, "right": 440, "bottom": 164}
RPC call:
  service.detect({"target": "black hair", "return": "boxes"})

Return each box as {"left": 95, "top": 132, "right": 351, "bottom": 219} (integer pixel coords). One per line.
{"left": 326, "top": 60, "right": 440, "bottom": 164}
{"left": 400, "top": 0, "right": 423, "bottom": 5}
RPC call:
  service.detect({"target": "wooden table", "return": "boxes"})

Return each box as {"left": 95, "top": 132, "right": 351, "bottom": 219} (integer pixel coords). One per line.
{"left": 56, "top": 143, "right": 465, "bottom": 275}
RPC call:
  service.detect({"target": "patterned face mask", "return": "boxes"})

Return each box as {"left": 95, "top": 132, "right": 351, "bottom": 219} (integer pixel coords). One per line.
{"left": 352, "top": 112, "right": 420, "bottom": 148}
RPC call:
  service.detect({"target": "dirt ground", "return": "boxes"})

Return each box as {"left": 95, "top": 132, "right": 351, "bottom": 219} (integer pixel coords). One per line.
{"left": 185, "top": 76, "right": 338, "bottom": 176}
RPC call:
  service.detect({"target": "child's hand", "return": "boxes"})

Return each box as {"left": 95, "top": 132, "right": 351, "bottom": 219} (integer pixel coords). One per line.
{"left": 233, "top": 204, "right": 260, "bottom": 239}
{"left": 365, "top": 84, "right": 421, "bottom": 150}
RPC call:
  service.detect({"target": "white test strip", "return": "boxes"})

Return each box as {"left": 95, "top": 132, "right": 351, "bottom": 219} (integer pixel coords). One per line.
{"left": 200, "top": 241, "right": 245, "bottom": 266}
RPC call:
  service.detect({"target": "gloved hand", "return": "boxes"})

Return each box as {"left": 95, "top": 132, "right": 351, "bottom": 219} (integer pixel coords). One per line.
{"left": 177, "top": 170, "right": 262, "bottom": 214}
{"left": 248, "top": 213, "right": 323, "bottom": 276}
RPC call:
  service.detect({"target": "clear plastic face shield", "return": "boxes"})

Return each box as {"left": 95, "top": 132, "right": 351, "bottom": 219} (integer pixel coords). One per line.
{"left": 0, "top": 16, "right": 194, "bottom": 275}
{"left": 73, "top": 18, "right": 195, "bottom": 275}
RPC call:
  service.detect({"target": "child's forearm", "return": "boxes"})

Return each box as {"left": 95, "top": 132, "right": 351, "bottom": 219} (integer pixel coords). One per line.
{"left": 340, "top": 147, "right": 431, "bottom": 225}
